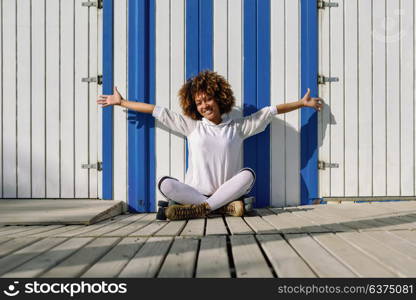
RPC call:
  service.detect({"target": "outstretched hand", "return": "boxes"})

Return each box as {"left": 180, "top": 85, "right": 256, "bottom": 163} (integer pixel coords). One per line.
{"left": 97, "top": 87, "right": 123, "bottom": 107}
{"left": 301, "top": 88, "right": 323, "bottom": 111}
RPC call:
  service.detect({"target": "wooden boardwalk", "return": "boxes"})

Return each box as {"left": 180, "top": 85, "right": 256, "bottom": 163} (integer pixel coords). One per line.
{"left": 1, "top": 201, "right": 416, "bottom": 278}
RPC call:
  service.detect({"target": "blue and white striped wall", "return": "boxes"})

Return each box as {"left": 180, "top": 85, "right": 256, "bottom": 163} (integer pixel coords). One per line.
{"left": 103, "top": 0, "right": 318, "bottom": 212}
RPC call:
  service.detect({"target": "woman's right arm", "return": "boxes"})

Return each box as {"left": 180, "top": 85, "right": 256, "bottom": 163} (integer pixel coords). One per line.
{"left": 97, "top": 86, "right": 155, "bottom": 114}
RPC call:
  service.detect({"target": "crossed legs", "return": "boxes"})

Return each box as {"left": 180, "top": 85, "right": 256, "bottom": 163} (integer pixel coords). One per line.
{"left": 158, "top": 168, "right": 255, "bottom": 211}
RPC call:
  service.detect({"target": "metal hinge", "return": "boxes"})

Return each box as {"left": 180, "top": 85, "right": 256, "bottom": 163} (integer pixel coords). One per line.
{"left": 81, "top": 75, "right": 103, "bottom": 85}
{"left": 82, "top": 0, "right": 103, "bottom": 9}
{"left": 81, "top": 162, "right": 103, "bottom": 171}
{"left": 318, "top": 74, "right": 339, "bottom": 85}
{"left": 318, "top": 160, "right": 339, "bottom": 170}
{"left": 318, "top": 0, "right": 339, "bottom": 9}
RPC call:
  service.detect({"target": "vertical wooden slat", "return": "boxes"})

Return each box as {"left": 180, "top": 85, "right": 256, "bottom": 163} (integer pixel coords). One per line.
{"left": 170, "top": 0, "right": 186, "bottom": 183}
{"left": 358, "top": 0, "right": 373, "bottom": 196}
{"left": 386, "top": 0, "right": 401, "bottom": 195}
{"left": 344, "top": 0, "right": 358, "bottom": 196}
{"left": 372, "top": 0, "right": 387, "bottom": 196}
{"left": 318, "top": 0, "right": 331, "bottom": 198}
{"left": 329, "top": 0, "right": 344, "bottom": 196}
{"left": 213, "top": 0, "right": 227, "bottom": 78}
{"left": 270, "top": 0, "right": 286, "bottom": 207}
{"left": 114, "top": 0, "right": 127, "bottom": 202}
{"left": 3, "top": 0, "right": 17, "bottom": 197}
{"left": 285, "top": 0, "right": 300, "bottom": 206}
{"left": 17, "top": 0, "right": 31, "bottom": 198}
{"left": 31, "top": 0, "right": 46, "bottom": 198}
{"left": 400, "top": 0, "right": 414, "bottom": 196}
{"left": 155, "top": 0, "right": 171, "bottom": 204}
{"left": 89, "top": 0, "right": 99, "bottom": 198}
{"left": 61, "top": 0, "right": 75, "bottom": 198}
{"left": 97, "top": 0, "right": 103, "bottom": 199}
{"left": 228, "top": 0, "right": 242, "bottom": 109}
{"left": 45, "top": 0, "right": 60, "bottom": 197}
{"left": 75, "top": 0, "right": 89, "bottom": 197}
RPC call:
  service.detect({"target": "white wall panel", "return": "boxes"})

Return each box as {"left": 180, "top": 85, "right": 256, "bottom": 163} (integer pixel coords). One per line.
{"left": 3, "top": 0, "right": 17, "bottom": 197}
{"left": 113, "top": 0, "right": 128, "bottom": 203}
{"left": 155, "top": 0, "right": 186, "bottom": 208}
{"left": 17, "top": 0, "right": 31, "bottom": 198}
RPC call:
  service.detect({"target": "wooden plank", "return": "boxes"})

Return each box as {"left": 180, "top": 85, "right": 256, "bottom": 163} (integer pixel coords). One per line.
{"left": 261, "top": 210, "right": 302, "bottom": 233}
{"left": 337, "top": 231, "right": 416, "bottom": 277}
{"left": 33, "top": 225, "right": 87, "bottom": 238}
{"left": 79, "top": 214, "right": 147, "bottom": 237}
{"left": 0, "top": 237, "right": 13, "bottom": 246}
{"left": 285, "top": 233, "right": 356, "bottom": 277}
{"left": 386, "top": 0, "right": 401, "bottom": 195}
{"left": 2, "top": 238, "right": 93, "bottom": 278}
{"left": 270, "top": 208, "right": 330, "bottom": 233}
{"left": 372, "top": 0, "right": 387, "bottom": 196}
{"left": 88, "top": 0, "right": 99, "bottom": 199}
{"left": 270, "top": 0, "right": 287, "bottom": 208}
{"left": 180, "top": 219, "right": 205, "bottom": 237}
{"left": 205, "top": 217, "right": 228, "bottom": 236}
{"left": 288, "top": 208, "right": 352, "bottom": 232}
{"left": 390, "top": 230, "right": 416, "bottom": 245}
{"left": 119, "top": 237, "right": 173, "bottom": 278}
{"left": 3, "top": 0, "right": 17, "bottom": 197}
{"left": 196, "top": 236, "right": 230, "bottom": 278}
{"left": 57, "top": 214, "right": 131, "bottom": 237}
{"left": 230, "top": 235, "right": 273, "bottom": 278}
{"left": 312, "top": 232, "right": 397, "bottom": 277}
{"left": 358, "top": 0, "right": 373, "bottom": 196}
{"left": 12, "top": 226, "right": 65, "bottom": 238}
{"left": 344, "top": 0, "right": 358, "bottom": 197}
{"left": 318, "top": 0, "right": 330, "bottom": 198}
{"left": 60, "top": 0, "right": 75, "bottom": 198}
{"left": 154, "top": 220, "right": 187, "bottom": 236}
{"left": 0, "top": 237, "right": 42, "bottom": 259}
{"left": 400, "top": 0, "right": 415, "bottom": 196}
{"left": 169, "top": 0, "right": 186, "bottom": 183}
{"left": 31, "top": 0, "right": 46, "bottom": 197}
{"left": 82, "top": 237, "right": 146, "bottom": 278}
{"left": 285, "top": 0, "right": 300, "bottom": 206}
{"left": 157, "top": 237, "right": 199, "bottom": 278}
{"left": 228, "top": 0, "right": 243, "bottom": 105}
{"left": 0, "top": 237, "right": 67, "bottom": 276}
{"left": 101, "top": 214, "right": 155, "bottom": 237}
{"left": 329, "top": 0, "right": 344, "bottom": 196}
{"left": 243, "top": 215, "right": 279, "bottom": 234}
{"left": 129, "top": 220, "right": 169, "bottom": 236}
{"left": 41, "top": 237, "right": 120, "bottom": 277}
{"left": 225, "top": 216, "right": 254, "bottom": 235}
{"left": 113, "top": 0, "right": 128, "bottom": 203}
{"left": 364, "top": 231, "right": 416, "bottom": 261}
{"left": 256, "top": 234, "right": 316, "bottom": 278}
{"left": 45, "top": 0, "right": 60, "bottom": 197}
{"left": 74, "top": 0, "right": 89, "bottom": 197}
{"left": 17, "top": 0, "right": 31, "bottom": 197}
{"left": 213, "top": 0, "right": 227, "bottom": 77}
{"left": 154, "top": 0, "right": 171, "bottom": 207}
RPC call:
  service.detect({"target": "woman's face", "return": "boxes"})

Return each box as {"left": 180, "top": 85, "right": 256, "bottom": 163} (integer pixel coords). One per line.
{"left": 195, "top": 92, "right": 222, "bottom": 124}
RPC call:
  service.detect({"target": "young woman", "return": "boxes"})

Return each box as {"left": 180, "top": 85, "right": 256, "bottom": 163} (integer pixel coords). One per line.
{"left": 97, "top": 70, "right": 322, "bottom": 220}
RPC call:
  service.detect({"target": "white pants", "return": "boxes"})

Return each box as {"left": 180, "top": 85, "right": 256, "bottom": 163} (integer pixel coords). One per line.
{"left": 157, "top": 168, "right": 255, "bottom": 211}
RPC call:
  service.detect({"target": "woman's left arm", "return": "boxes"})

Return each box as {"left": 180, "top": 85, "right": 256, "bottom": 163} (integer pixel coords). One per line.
{"left": 276, "top": 88, "right": 323, "bottom": 114}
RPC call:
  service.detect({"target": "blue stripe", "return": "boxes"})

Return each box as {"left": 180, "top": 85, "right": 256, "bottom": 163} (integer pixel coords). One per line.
{"left": 102, "top": 0, "right": 113, "bottom": 200}
{"left": 185, "top": 0, "right": 213, "bottom": 169}
{"left": 300, "top": 0, "right": 319, "bottom": 205}
{"left": 244, "top": 0, "right": 271, "bottom": 208}
{"left": 128, "top": 0, "right": 155, "bottom": 212}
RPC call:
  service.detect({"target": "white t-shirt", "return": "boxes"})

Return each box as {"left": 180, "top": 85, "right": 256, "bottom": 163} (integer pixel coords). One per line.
{"left": 152, "top": 105, "right": 278, "bottom": 195}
